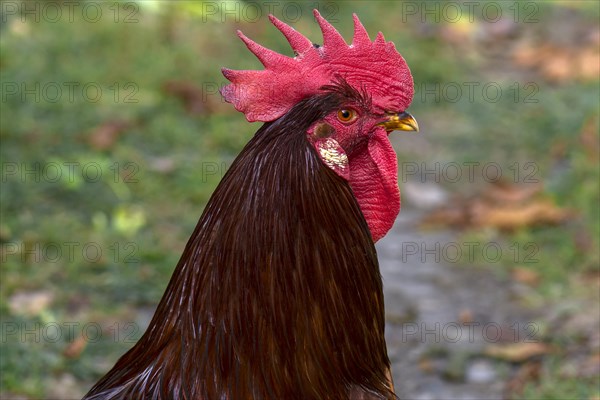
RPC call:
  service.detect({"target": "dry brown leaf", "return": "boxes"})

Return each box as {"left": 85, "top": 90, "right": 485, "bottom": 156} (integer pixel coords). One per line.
{"left": 88, "top": 121, "right": 129, "bottom": 151}
{"left": 423, "top": 196, "right": 571, "bottom": 231}
{"left": 577, "top": 48, "right": 600, "bottom": 80}
{"left": 582, "top": 271, "right": 600, "bottom": 289}
{"left": 512, "top": 40, "right": 600, "bottom": 83}
{"left": 541, "top": 48, "right": 572, "bottom": 82}
{"left": 418, "top": 358, "right": 435, "bottom": 373}
{"left": 421, "top": 205, "right": 470, "bottom": 229}
{"left": 504, "top": 361, "right": 541, "bottom": 398}
{"left": 63, "top": 335, "right": 87, "bottom": 359}
{"left": 421, "top": 180, "right": 572, "bottom": 231}
{"left": 484, "top": 342, "right": 551, "bottom": 362}
{"left": 580, "top": 116, "right": 600, "bottom": 162}
{"left": 511, "top": 267, "right": 541, "bottom": 287}
{"left": 512, "top": 42, "right": 540, "bottom": 68}
{"left": 458, "top": 309, "right": 474, "bottom": 324}
{"left": 474, "top": 200, "right": 571, "bottom": 230}
{"left": 483, "top": 181, "right": 542, "bottom": 204}
{"left": 8, "top": 290, "right": 53, "bottom": 316}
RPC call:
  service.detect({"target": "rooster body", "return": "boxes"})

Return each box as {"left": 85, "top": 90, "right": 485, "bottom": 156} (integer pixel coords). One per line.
{"left": 85, "top": 11, "right": 417, "bottom": 400}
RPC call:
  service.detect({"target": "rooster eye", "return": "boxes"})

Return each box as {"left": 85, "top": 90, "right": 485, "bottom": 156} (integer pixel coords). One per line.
{"left": 337, "top": 109, "right": 357, "bottom": 123}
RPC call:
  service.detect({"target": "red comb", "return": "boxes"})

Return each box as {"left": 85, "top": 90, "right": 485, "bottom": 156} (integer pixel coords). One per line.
{"left": 221, "top": 10, "right": 414, "bottom": 122}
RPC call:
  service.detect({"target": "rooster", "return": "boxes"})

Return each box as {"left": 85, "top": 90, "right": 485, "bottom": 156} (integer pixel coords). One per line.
{"left": 84, "top": 10, "right": 417, "bottom": 400}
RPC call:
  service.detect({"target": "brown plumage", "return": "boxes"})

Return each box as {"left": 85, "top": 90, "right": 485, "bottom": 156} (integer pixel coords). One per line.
{"left": 84, "top": 84, "right": 395, "bottom": 400}
{"left": 85, "top": 10, "right": 419, "bottom": 399}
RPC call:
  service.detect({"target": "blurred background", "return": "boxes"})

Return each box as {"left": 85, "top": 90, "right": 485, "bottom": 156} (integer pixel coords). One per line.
{"left": 1, "top": 1, "right": 598, "bottom": 398}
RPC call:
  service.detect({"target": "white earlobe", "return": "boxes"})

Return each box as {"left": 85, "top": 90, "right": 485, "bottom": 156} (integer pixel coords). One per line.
{"left": 315, "top": 137, "right": 349, "bottom": 180}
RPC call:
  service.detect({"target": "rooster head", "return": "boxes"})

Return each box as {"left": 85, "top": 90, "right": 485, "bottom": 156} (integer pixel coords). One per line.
{"left": 221, "top": 10, "right": 417, "bottom": 242}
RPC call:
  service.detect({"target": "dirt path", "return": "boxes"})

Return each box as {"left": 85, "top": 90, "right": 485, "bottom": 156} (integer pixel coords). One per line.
{"left": 379, "top": 209, "right": 540, "bottom": 399}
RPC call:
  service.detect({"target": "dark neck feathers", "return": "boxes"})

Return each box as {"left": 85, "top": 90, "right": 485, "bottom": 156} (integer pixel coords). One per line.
{"left": 85, "top": 89, "right": 394, "bottom": 400}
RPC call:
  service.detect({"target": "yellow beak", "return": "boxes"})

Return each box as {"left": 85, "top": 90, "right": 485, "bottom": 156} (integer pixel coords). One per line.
{"left": 378, "top": 111, "right": 419, "bottom": 133}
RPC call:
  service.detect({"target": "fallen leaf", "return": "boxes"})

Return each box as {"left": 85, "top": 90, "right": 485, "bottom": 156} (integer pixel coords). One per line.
{"left": 484, "top": 342, "right": 551, "bottom": 362}
{"left": 8, "top": 290, "right": 54, "bottom": 316}
{"left": 580, "top": 116, "right": 600, "bottom": 162}
{"left": 88, "top": 120, "right": 129, "bottom": 151}
{"left": 511, "top": 267, "right": 541, "bottom": 287}
{"left": 482, "top": 181, "right": 542, "bottom": 204}
{"left": 512, "top": 39, "right": 600, "bottom": 83}
{"left": 63, "top": 335, "right": 87, "bottom": 359}
{"left": 576, "top": 48, "right": 600, "bottom": 81}
{"left": 540, "top": 48, "right": 572, "bottom": 82}
{"left": 422, "top": 187, "right": 572, "bottom": 231}
{"left": 420, "top": 201, "right": 470, "bottom": 229}
{"left": 474, "top": 200, "right": 572, "bottom": 230}
{"left": 418, "top": 357, "right": 435, "bottom": 373}
{"left": 504, "top": 361, "right": 541, "bottom": 397}
{"left": 459, "top": 309, "right": 474, "bottom": 324}
{"left": 512, "top": 42, "right": 540, "bottom": 68}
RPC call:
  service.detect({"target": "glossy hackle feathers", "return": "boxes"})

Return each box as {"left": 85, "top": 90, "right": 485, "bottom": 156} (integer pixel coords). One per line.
{"left": 221, "top": 10, "right": 414, "bottom": 122}
{"left": 83, "top": 82, "right": 396, "bottom": 399}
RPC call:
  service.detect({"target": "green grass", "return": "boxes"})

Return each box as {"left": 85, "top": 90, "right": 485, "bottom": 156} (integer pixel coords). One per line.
{"left": 521, "top": 355, "right": 600, "bottom": 400}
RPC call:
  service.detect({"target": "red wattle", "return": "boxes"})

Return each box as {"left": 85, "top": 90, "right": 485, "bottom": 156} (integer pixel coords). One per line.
{"left": 348, "top": 129, "right": 400, "bottom": 242}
